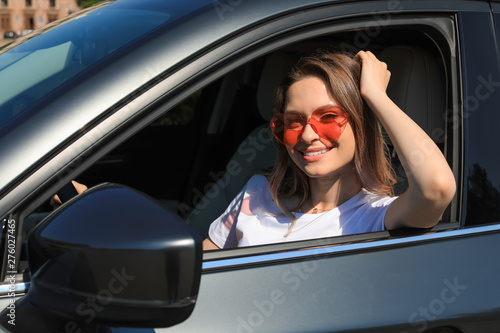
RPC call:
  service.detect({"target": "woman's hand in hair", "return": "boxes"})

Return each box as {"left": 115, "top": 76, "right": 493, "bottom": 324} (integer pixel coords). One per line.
{"left": 355, "top": 50, "right": 456, "bottom": 231}
{"left": 355, "top": 50, "right": 391, "bottom": 103}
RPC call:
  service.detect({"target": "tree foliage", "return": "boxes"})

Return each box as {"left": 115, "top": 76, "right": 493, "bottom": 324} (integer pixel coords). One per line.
{"left": 78, "top": 0, "right": 104, "bottom": 9}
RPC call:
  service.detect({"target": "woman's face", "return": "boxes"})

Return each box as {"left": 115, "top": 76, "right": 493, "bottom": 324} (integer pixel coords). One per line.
{"left": 285, "top": 76, "right": 356, "bottom": 180}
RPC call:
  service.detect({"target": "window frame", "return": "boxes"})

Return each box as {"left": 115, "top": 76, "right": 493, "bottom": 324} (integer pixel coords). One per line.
{"left": 190, "top": 15, "right": 461, "bottom": 261}
{"left": 0, "top": 7, "right": 462, "bottom": 295}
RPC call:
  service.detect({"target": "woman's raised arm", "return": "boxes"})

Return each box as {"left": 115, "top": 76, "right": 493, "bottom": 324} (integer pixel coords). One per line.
{"left": 355, "top": 50, "right": 456, "bottom": 229}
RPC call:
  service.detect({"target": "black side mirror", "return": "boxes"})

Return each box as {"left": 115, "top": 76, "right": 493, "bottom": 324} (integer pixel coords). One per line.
{"left": 1, "top": 184, "right": 202, "bottom": 332}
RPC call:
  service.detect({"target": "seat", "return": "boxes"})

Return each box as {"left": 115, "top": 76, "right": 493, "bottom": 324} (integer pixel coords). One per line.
{"left": 188, "top": 45, "right": 447, "bottom": 238}
{"left": 187, "top": 53, "right": 295, "bottom": 238}
{"left": 377, "top": 45, "right": 446, "bottom": 194}
{"left": 378, "top": 45, "right": 445, "bottom": 137}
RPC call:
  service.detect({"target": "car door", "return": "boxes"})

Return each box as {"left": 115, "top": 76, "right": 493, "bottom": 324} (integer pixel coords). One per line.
{"left": 162, "top": 2, "right": 500, "bottom": 332}
{"left": 1, "top": 1, "right": 500, "bottom": 332}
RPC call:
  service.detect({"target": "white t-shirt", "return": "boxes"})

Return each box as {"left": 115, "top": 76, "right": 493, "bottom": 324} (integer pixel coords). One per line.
{"left": 208, "top": 174, "right": 397, "bottom": 248}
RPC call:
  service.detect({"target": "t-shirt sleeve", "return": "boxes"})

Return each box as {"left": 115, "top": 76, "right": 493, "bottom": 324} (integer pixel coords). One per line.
{"left": 208, "top": 179, "right": 250, "bottom": 249}
{"left": 341, "top": 193, "right": 398, "bottom": 235}
{"left": 366, "top": 195, "right": 398, "bottom": 232}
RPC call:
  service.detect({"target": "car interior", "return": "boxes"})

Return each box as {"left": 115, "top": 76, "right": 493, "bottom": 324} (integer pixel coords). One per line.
{"left": 19, "top": 25, "right": 455, "bottom": 268}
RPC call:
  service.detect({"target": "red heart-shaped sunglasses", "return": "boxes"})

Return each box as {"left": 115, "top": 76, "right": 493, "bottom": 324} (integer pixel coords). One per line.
{"left": 270, "top": 106, "right": 349, "bottom": 146}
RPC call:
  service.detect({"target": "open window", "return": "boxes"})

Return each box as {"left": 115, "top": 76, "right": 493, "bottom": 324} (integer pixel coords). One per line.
{"left": 12, "top": 14, "right": 460, "bottom": 276}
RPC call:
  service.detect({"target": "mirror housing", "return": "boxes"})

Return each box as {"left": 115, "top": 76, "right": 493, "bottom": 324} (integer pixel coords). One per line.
{"left": 6, "top": 184, "right": 202, "bottom": 331}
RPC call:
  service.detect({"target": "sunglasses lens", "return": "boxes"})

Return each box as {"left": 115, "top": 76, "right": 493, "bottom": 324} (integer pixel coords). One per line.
{"left": 283, "top": 114, "right": 305, "bottom": 146}
{"left": 270, "top": 115, "right": 286, "bottom": 145}
{"left": 270, "top": 108, "right": 348, "bottom": 146}
{"left": 283, "top": 128, "right": 303, "bottom": 146}
{"left": 314, "top": 121, "right": 342, "bottom": 141}
{"left": 271, "top": 114, "right": 306, "bottom": 146}
{"left": 311, "top": 108, "right": 347, "bottom": 142}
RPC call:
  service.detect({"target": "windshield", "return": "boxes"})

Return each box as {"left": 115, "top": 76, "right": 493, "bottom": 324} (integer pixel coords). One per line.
{"left": 0, "top": 0, "right": 171, "bottom": 130}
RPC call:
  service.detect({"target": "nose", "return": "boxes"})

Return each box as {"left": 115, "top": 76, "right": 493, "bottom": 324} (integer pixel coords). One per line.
{"left": 300, "top": 123, "right": 320, "bottom": 144}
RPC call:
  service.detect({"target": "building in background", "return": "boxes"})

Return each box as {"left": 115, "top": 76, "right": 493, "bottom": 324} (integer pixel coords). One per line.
{"left": 1, "top": 0, "right": 79, "bottom": 38}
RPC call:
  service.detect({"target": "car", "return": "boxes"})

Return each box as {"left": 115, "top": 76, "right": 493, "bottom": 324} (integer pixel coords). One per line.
{"left": 2, "top": 32, "right": 16, "bottom": 39}
{"left": 0, "top": 0, "right": 499, "bottom": 332}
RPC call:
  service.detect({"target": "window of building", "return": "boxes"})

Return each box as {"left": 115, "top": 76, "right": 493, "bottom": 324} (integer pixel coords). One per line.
{"left": 50, "top": 0, "right": 55, "bottom": 7}
{"left": 1, "top": 0, "right": 8, "bottom": 8}
{"left": 26, "top": 0, "right": 32, "bottom": 7}
{"left": 25, "top": 16, "right": 34, "bottom": 30}
{"left": 1, "top": 15, "right": 9, "bottom": 29}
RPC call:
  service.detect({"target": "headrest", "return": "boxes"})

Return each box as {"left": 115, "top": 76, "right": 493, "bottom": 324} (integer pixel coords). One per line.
{"left": 256, "top": 53, "right": 295, "bottom": 121}
{"left": 378, "top": 46, "right": 446, "bottom": 141}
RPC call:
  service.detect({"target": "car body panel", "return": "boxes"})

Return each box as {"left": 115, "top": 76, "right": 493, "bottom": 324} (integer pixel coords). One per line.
{"left": 0, "top": 0, "right": 499, "bottom": 332}
{"left": 166, "top": 225, "right": 500, "bottom": 332}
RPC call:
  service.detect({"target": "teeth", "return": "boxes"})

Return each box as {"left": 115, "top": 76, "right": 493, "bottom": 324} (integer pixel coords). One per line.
{"left": 304, "top": 149, "right": 329, "bottom": 156}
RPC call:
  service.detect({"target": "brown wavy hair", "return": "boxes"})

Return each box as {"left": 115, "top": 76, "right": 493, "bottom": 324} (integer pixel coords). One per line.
{"left": 267, "top": 51, "right": 396, "bottom": 219}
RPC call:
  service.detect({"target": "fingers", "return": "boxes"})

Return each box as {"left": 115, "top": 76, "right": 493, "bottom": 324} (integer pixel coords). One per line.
{"left": 356, "top": 50, "right": 390, "bottom": 74}
{"left": 355, "top": 50, "right": 374, "bottom": 60}
{"left": 72, "top": 180, "right": 88, "bottom": 194}
{"left": 355, "top": 50, "right": 381, "bottom": 65}
{"left": 355, "top": 50, "right": 381, "bottom": 62}
{"left": 356, "top": 50, "right": 391, "bottom": 99}
{"left": 50, "top": 180, "right": 88, "bottom": 208}
{"left": 50, "top": 194, "right": 62, "bottom": 207}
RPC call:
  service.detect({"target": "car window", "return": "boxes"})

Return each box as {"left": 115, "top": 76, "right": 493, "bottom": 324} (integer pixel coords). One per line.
{"left": 13, "top": 20, "right": 460, "bottom": 273}
{"left": 0, "top": 2, "right": 171, "bottom": 131}
{"left": 9, "top": 2, "right": 500, "bottom": 330}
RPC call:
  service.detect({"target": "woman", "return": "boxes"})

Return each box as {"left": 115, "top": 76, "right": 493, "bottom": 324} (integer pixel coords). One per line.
{"left": 203, "top": 50, "right": 456, "bottom": 250}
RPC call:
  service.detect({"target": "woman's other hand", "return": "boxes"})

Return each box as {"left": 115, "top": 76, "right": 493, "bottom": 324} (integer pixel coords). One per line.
{"left": 50, "top": 180, "right": 88, "bottom": 207}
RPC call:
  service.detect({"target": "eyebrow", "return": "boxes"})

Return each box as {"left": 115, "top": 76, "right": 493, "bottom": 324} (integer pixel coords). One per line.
{"left": 284, "top": 104, "right": 341, "bottom": 114}
{"left": 317, "top": 105, "right": 343, "bottom": 112}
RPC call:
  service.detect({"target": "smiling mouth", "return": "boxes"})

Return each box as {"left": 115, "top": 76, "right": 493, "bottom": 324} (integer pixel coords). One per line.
{"left": 301, "top": 147, "right": 333, "bottom": 157}
{"left": 303, "top": 149, "right": 329, "bottom": 157}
